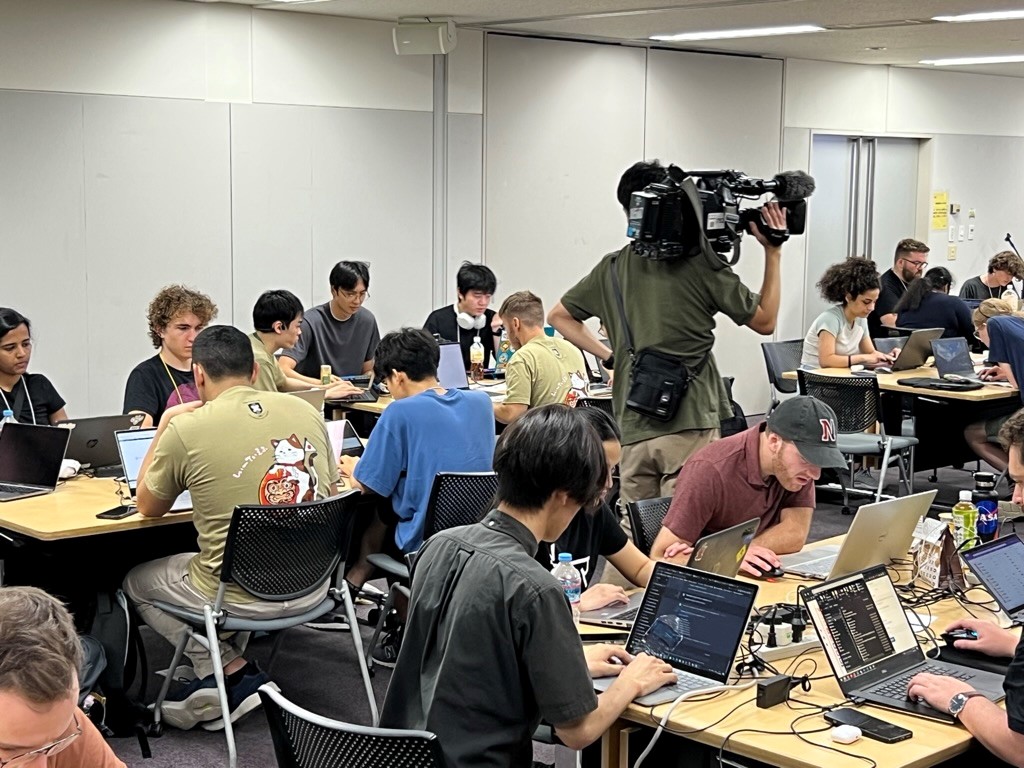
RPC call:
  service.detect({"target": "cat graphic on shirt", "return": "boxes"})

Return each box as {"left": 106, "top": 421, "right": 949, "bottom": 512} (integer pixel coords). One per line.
{"left": 259, "top": 434, "right": 319, "bottom": 505}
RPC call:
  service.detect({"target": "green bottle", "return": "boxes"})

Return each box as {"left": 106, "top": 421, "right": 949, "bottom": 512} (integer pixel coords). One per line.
{"left": 951, "top": 490, "right": 978, "bottom": 550}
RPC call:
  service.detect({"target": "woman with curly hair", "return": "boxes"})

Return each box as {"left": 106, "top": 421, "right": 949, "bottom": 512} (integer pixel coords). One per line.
{"left": 895, "top": 266, "right": 974, "bottom": 341}
{"left": 801, "top": 258, "right": 893, "bottom": 369}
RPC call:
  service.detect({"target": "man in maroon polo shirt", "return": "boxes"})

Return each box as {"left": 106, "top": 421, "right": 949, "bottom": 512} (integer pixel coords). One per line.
{"left": 650, "top": 396, "right": 846, "bottom": 577}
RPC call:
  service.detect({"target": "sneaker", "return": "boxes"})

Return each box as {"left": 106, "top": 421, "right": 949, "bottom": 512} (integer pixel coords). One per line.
{"left": 200, "top": 662, "right": 279, "bottom": 732}
{"left": 159, "top": 673, "right": 222, "bottom": 730}
{"left": 371, "top": 626, "right": 403, "bottom": 669}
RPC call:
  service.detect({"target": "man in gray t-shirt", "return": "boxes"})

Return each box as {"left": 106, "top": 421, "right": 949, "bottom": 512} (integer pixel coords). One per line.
{"left": 280, "top": 261, "right": 381, "bottom": 379}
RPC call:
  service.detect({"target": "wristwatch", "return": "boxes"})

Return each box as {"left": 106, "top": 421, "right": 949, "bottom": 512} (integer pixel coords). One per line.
{"left": 603, "top": 354, "right": 615, "bottom": 370}
{"left": 948, "top": 691, "right": 985, "bottom": 719}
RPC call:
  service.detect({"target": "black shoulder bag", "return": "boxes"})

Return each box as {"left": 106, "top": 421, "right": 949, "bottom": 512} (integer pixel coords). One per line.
{"left": 609, "top": 254, "right": 708, "bottom": 422}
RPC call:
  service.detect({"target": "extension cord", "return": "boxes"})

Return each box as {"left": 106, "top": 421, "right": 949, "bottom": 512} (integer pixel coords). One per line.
{"left": 751, "top": 634, "right": 821, "bottom": 662}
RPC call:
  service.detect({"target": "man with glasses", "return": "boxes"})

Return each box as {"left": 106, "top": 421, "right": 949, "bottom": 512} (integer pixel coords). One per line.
{"left": 280, "top": 260, "right": 381, "bottom": 381}
{"left": 0, "top": 586, "right": 125, "bottom": 767}
{"left": 868, "top": 238, "right": 930, "bottom": 338}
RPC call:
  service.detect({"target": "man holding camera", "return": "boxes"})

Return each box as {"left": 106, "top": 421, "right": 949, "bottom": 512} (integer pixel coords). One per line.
{"left": 548, "top": 160, "right": 787, "bottom": 504}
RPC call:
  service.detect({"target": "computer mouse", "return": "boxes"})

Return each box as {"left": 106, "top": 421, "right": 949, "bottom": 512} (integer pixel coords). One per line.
{"left": 750, "top": 563, "right": 785, "bottom": 579}
{"left": 830, "top": 725, "right": 861, "bottom": 744}
{"left": 941, "top": 628, "right": 979, "bottom": 644}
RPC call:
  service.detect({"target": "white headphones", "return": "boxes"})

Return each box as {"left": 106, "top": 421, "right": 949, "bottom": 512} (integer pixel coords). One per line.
{"left": 454, "top": 303, "right": 486, "bottom": 330}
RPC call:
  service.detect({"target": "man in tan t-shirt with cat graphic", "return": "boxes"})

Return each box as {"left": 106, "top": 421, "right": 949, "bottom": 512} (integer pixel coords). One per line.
{"left": 124, "top": 325, "right": 339, "bottom": 732}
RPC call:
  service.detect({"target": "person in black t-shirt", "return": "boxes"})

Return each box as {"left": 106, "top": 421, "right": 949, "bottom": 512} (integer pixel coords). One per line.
{"left": 0, "top": 308, "right": 67, "bottom": 425}
{"left": 868, "top": 238, "right": 930, "bottom": 339}
{"left": 423, "top": 261, "right": 501, "bottom": 370}
{"left": 535, "top": 407, "right": 654, "bottom": 611}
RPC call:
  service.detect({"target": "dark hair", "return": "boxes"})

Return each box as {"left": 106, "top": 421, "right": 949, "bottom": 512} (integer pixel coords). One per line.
{"left": 494, "top": 405, "right": 607, "bottom": 511}
{"left": 191, "top": 325, "right": 255, "bottom": 381}
{"left": 146, "top": 285, "right": 217, "bottom": 349}
{"left": 575, "top": 405, "right": 622, "bottom": 443}
{"left": 373, "top": 328, "right": 439, "bottom": 383}
{"left": 253, "top": 290, "right": 304, "bottom": 333}
{"left": 989, "top": 250, "right": 1024, "bottom": 279}
{"left": 894, "top": 238, "right": 929, "bottom": 263}
{"left": 457, "top": 262, "right": 497, "bottom": 296}
{"left": 329, "top": 261, "right": 370, "bottom": 291}
{"left": 0, "top": 308, "right": 30, "bottom": 343}
{"left": 816, "top": 257, "right": 881, "bottom": 305}
{"left": 617, "top": 160, "right": 666, "bottom": 211}
{"left": 498, "top": 291, "right": 545, "bottom": 328}
{"left": 894, "top": 266, "right": 954, "bottom": 314}
{"left": 999, "top": 408, "right": 1024, "bottom": 452}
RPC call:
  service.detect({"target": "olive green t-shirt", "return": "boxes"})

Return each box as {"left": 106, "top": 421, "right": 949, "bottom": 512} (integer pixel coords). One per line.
{"left": 503, "top": 335, "right": 589, "bottom": 409}
{"left": 250, "top": 333, "right": 287, "bottom": 393}
{"left": 143, "top": 386, "right": 340, "bottom": 602}
{"left": 560, "top": 244, "right": 759, "bottom": 445}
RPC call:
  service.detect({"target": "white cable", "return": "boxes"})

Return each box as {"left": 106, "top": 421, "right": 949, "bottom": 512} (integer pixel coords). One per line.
{"left": 632, "top": 680, "right": 758, "bottom": 768}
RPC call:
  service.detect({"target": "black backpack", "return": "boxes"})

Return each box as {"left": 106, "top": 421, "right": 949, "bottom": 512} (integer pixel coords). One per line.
{"left": 720, "top": 377, "right": 748, "bottom": 437}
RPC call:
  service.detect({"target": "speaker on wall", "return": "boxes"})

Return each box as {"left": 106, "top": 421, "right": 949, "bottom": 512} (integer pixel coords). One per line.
{"left": 392, "top": 20, "right": 457, "bottom": 55}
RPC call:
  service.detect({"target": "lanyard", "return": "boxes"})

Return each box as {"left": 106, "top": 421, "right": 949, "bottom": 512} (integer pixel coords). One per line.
{"left": 0, "top": 378, "right": 36, "bottom": 425}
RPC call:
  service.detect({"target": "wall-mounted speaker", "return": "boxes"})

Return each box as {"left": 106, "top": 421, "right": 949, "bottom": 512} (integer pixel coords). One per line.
{"left": 392, "top": 21, "right": 457, "bottom": 55}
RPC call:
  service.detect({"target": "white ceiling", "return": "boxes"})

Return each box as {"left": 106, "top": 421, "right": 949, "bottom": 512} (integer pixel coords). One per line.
{"left": 202, "top": 0, "right": 1024, "bottom": 78}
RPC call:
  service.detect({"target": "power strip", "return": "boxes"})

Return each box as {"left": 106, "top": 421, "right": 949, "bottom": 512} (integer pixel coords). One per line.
{"left": 751, "top": 635, "right": 821, "bottom": 662}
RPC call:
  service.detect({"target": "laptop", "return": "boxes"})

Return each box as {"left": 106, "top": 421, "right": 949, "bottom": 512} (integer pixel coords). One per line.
{"left": 437, "top": 341, "right": 469, "bottom": 390}
{"left": 931, "top": 337, "right": 981, "bottom": 380}
{"left": 886, "top": 328, "right": 944, "bottom": 371}
{"left": 326, "top": 375, "right": 381, "bottom": 404}
{"left": 961, "top": 534, "right": 1024, "bottom": 622}
{"left": 114, "top": 428, "right": 192, "bottom": 512}
{"left": 781, "top": 490, "right": 937, "bottom": 580}
{"left": 0, "top": 423, "right": 71, "bottom": 502}
{"left": 57, "top": 414, "right": 143, "bottom": 474}
{"left": 592, "top": 563, "right": 758, "bottom": 706}
{"left": 326, "top": 419, "right": 365, "bottom": 461}
{"left": 580, "top": 519, "right": 760, "bottom": 629}
{"left": 289, "top": 388, "right": 326, "bottom": 411}
{"left": 804, "top": 565, "right": 1005, "bottom": 722}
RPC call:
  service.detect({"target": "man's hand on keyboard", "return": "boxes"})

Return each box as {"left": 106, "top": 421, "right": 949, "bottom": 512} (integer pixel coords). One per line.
{"left": 906, "top": 672, "right": 975, "bottom": 712}
{"left": 325, "top": 380, "right": 361, "bottom": 399}
{"left": 579, "top": 583, "right": 630, "bottom": 612}
{"left": 612, "top": 653, "right": 678, "bottom": 698}
{"left": 584, "top": 644, "right": 633, "bottom": 677}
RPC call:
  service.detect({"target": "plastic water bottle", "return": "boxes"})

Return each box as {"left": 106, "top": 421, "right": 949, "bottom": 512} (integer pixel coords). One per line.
{"left": 469, "top": 336, "right": 485, "bottom": 382}
{"left": 0, "top": 409, "right": 16, "bottom": 436}
{"left": 1002, "top": 288, "right": 1019, "bottom": 312}
{"left": 951, "top": 490, "right": 978, "bottom": 550}
{"left": 552, "top": 553, "right": 582, "bottom": 626}
{"left": 973, "top": 472, "right": 1000, "bottom": 542}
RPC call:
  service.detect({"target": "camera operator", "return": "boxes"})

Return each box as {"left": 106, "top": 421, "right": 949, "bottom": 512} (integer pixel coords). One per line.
{"left": 548, "top": 160, "right": 787, "bottom": 505}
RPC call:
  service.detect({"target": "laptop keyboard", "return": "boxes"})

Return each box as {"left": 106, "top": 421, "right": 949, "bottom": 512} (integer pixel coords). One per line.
{"left": 795, "top": 555, "right": 837, "bottom": 578}
{"left": 0, "top": 483, "right": 32, "bottom": 494}
{"left": 871, "top": 664, "right": 976, "bottom": 701}
{"left": 611, "top": 606, "right": 639, "bottom": 623}
{"left": 662, "top": 670, "right": 713, "bottom": 695}
{"left": 332, "top": 390, "right": 378, "bottom": 403}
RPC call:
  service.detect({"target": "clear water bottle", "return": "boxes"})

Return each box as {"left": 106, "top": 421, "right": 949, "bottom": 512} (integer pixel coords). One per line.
{"left": 552, "top": 552, "right": 582, "bottom": 626}
{"left": 469, "top": 336, "right": 485, "bottom": 382}
{"left": 0, "top": 409, "right": 16, "bottom": 436}
{"left": 973, "top": 472, "right": 1000, "bottom": 542}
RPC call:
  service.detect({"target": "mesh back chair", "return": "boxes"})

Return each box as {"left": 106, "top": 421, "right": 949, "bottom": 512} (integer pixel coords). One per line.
{"left": 797, "top": 371, "right": 918, "bottom": 514}
{"left": 147, "top": 493, "right": 377, "bottom": 768}
{"left": 577, "top": 397, "right": 614, "bottom": 416}
{"left": 625, "top": 497, "right": 672, "bottom": 555}
{"left": 259, "top": 685, "right": 446, "bottom": 768}
{"left": 365, "top": 472, "right": 497, "bottom": 671}
{"left": 761, "top": 340, "right": 804, "bottom": 407}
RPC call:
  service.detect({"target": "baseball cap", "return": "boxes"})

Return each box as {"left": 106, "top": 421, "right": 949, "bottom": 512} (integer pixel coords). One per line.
{"left": 766, "top": 396, "right": 846, "bottom": 469}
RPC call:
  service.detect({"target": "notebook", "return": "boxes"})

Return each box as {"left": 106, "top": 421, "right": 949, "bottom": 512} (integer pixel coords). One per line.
{"left": 931, "top": 337, "right": 981, "bottom": 380}
{"left": 57, "top": 414, "right": 142, "bottom": 474}
{"left": 781, "top": 490, "right": 937, "bottom": 580}
{"left": 960, "top": 534, "right": 1024, "bottom": 622}
{"left": 114, "top": 428, "right": 192, "bottom": 512}
{"left": 804, "top": 565, "right": 1004, "bottom": 722}
{"left": 592, "top": 563, "right": 758, "bottom": 706}
{"left": 0, "top": 423, "right": 71, "bottom": 502}
{"left": 326, "top": 419, "right": 365, "bottom": 461}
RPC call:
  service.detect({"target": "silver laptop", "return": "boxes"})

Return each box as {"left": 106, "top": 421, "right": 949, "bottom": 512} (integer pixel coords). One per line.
{"left": 57, "top": 414, "right": 143, "bottom": 474}
{"left": 114, "top": 428, "right": 192, "bottom": 512}
{"left": 592, "top": 563, "right": 758, "bottom": 706}
{"left": 931, "top": 337, "right": 981, "bottom": 380}
{"left": 0, "top": 423, "right": 71, "bottom": 502}
{"left": 960, "top": 534, "right": 1024, "bottom": 622}
{"left": 805, "top": 565, "right": 1004, "bottom": 722}
{"left": 289, "top": 388, "right": 326, "bottom": 412}
{"left": 887, "top": 328, "right": 944, "bottom": 371}
{"left": 781, "top": 490, "right": 937, "bottom": 580}
{"left": 438, "top": 341, "right": 470, "bottom": 390}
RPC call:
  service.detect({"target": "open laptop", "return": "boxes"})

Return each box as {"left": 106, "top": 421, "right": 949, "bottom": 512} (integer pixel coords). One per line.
{"left": 437, "top": 341, "right": 470, "bottom": 390}
{"left": 885, "top": 328, "right": 944, "bottom": 371}
{"left": 289, "top": 388, "right": 326, "bottom": 412}
{"left": 580, "top": 519, "right": 760, "bottom": 628}
{"left": 114, "top": 428, "right": 192, "bottom": 512}
{"left": 326, "top": 374, "right": 380, "bottom": 405}
{"left": 592, "top": 563, "right": 758, "bottom": 706}
{"left": 961, "top": 534, "right": 1024, "bottom": 623}
{"left": 805, "top": 565, "right": 1005, "bottom": 722}
{"left": 57, "top": 414, "right": 142, "bottom": 474}
{"left": 325, "top": 419, "right": 365, "bottom": 461}
{"left": 931, "top": 337, "right": 981, "bottom": 381}
{"left": 0, "top": 423, "right": 71, "bottom": 502}
{"left": 781, "top": 490, "right": 937, "bottom": 580}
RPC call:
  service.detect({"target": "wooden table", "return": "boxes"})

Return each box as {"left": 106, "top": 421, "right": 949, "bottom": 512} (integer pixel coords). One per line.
{"left": 783, "top": 365, "right": 1019, "bottom": 402}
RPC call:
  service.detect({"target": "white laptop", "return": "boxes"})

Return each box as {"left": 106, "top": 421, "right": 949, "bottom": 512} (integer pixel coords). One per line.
{"left": 325, "top": 419, "right": 365, "bottom": 461}
{"left": 780, "top": 490, "right": 937, "bottom": 580}
{"left": 438, "top": 341, "right": 470, "bottom": 390}
{"left": 114, "top": 428, "right": 192, "bottom": 512}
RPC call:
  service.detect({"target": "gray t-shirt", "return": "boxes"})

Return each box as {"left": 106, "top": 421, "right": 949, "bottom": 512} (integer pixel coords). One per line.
{"left": 801, "top": 305, "right": 866, "bottom": 369}
{"left": 281, "top": 302, "right": 380, "bottom": 378}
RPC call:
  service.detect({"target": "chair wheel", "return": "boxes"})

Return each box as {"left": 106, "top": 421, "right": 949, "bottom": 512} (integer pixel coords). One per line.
{"left": 147, "top": 722, "right": 164, "bottom": 738}
{"left": 841, "top": 506, "right": 853, "bottom": 516}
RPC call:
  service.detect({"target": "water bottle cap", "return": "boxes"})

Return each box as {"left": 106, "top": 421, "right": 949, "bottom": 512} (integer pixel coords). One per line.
{"left": 473, "top": 336, "right": 481, "bottom": 342}
{"left": 558, "top": 552, "right": 572, "bottom": 563}
{"left": 1, "top": 410, "right": 11, "bottom": 417}
{"left": 959, "top": 490, "right": 973, "bottom": 502}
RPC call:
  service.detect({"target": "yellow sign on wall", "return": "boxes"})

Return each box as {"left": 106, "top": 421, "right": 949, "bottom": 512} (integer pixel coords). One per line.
{"left": 932, "top": 191, "right": 949, "bottom": 229}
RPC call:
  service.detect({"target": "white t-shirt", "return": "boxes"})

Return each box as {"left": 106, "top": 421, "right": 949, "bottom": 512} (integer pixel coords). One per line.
{"left": 801, "top": 305, "right": 867, "bottom": 369}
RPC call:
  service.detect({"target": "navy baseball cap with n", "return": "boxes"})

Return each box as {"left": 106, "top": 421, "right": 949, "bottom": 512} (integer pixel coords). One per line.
{"left": 766, "top": 396, "right": 847, "bottom": 469}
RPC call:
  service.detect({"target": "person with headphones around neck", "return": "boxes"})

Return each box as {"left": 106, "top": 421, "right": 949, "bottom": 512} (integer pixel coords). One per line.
{"left": 423, "top": 261, "right": 501, "bottom": 371}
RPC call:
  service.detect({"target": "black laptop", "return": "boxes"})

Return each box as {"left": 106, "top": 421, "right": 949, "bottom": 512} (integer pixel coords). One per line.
{"left": 960, "top": 534, "right": 1024, "bottom": 623}
{"left": 0, "top": 423, "right": 71, "bottom": 502}
{"left": 57, "top": 413, "right": 142, "bottom": 474}
{"left": 931, "top": 337, "right": 981, "bottom": 380}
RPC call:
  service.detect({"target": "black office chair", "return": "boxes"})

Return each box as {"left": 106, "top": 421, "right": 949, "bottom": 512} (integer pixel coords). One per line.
{"left": 760, "top": 339, "right": 803, "bottom": 407}
{"left": 147, "top": 494, "right": 377, "bottom": 767}
{"left": 625, "top": 497, "right": 672, "bottom": 555}
{"left": 577, "top": 397, "right": 614, "bottom": 416}
{"left": 259, "top": 685, "right": 446, "bottom": 768}
{"left": 798, "top": 371, "right": 918, "bottom": 514}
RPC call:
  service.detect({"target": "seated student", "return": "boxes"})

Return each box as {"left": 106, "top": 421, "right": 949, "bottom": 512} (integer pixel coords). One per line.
{"left": 895, "top": 266, "right": 974, "bottom": 341}
{"left": 650, "top": 396, "right": 847, "bottom": 577}
{"left": 124, "top": 326, "right": 339, "bottom": 730}
{"left": 535, "top": 406, "right": 654, "bottom": 611}
{"left": 493, "top": 291, "right": 589, "bottom": 424}
{"left": 279, "top": 261, "right": 380, "bottom": 381}
{"left": 379, "top": 405, "right": 676, "bottom": 767}
{"left": 907, "top": 410, "right": 1024, "bottom": 764}
{"left": 423, "top": 261, "right": 501, "bottom": 370}
{"left": 0, "top": 308, "right": 68, "bottom": 424}
{"left": 0, "top": 586, "right": 126, "bottom": 768}
{"left": 249, "top": 289, "right": 357, "bottom": 397}
{"left": 801, "top": 258, "right": 893, "bottom": 370}
{"left": 959, "top": 250, "right": 1024, "bottom": 301}
{"left": 123, "top": 285, "right": 217, "bottom": 428}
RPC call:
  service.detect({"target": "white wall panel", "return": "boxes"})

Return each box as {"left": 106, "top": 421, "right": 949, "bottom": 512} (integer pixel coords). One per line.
{"left": 447, "top": 114, "right": 484, "bottom": 305}
{"left": 888, "top": 68, "right": 1024, "bottom": 138}
{"left": 785, "top": 59, "right": 887, "bottom": 133}
{"left": 449, "top": 29, "right": 483, "bottom": 115}
{"left": 205, "top": 2, "right": 253, "bottom": 104}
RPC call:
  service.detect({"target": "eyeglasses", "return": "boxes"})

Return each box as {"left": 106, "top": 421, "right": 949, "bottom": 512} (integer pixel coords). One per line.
{"left": 0, "top": 712, "right": 81, "bottom": 767}
{"left": 974, "top": 322, "right": 988, "bottom": 339}
{"left": 902, "top": 258, "right": 928, "bottom": 269}
{"left": 337, "top": 290, "right": 369, "bottom": 302}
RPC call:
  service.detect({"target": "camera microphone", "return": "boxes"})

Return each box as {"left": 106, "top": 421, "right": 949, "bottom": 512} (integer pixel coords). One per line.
{"left": 767, "top": 171, "right": 815, "bottom": 201}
